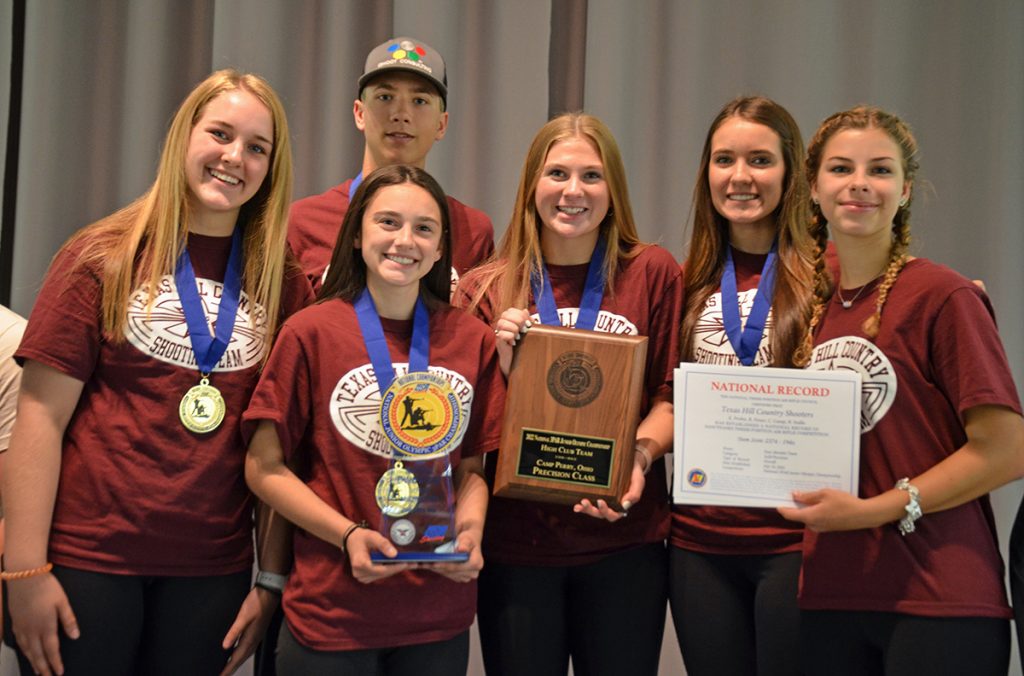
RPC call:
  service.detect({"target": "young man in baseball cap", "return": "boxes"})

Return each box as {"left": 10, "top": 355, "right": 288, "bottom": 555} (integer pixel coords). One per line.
{"left": 288, "top": 37, "right": 494, "bottom": 294}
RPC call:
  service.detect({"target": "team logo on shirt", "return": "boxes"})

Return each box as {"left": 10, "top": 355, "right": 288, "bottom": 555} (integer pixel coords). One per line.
{"left": 124, "top": 275, "right": 267, "bottom": 371}
{"left": 529, "top": 309, "right": 638, "bottom": 335}
{"left": 692, "top": 290, "right": 773, "bottom": 366}
{"left": 808, "top": 336, "right": 897, "bottom": 432}
{"left": 330, "top": 364, "right": 474, "bottom": 458}
{"left": 547, "top": 351, "right": 603, "bottom": 408}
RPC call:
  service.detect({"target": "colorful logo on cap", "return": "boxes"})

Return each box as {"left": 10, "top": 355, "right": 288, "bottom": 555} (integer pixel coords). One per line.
{"left": 687, "top": 468, "right": 707, "bottom": 488}
{"left": 388, "top": 40, "right": 427, "bottom": 62}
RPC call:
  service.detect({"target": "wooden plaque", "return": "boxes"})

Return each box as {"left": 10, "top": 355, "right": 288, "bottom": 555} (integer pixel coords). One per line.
{"left": 494, "top": 324, "right": 648, "bottom": 511}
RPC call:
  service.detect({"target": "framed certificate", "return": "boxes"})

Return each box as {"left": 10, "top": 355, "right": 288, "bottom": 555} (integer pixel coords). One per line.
{"left": 494, "top": 325, "right": 648, "bottom": 511}
{"left": 673, "top": 363, "right": 861, "bottom": 508}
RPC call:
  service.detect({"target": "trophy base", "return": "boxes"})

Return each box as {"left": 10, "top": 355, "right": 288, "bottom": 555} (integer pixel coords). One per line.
{"left": 370, "top": 551, "right": 470, "bottom": 564}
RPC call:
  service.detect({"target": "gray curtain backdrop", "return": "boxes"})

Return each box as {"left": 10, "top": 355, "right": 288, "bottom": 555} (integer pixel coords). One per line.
{"left": 1, "top": 1, "right": 1022, "bottom": 674}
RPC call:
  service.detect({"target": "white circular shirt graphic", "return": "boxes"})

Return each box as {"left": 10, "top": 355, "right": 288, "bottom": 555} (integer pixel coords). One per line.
{"left": 808, "top": 335, "right": 897, "bottom": 432}
{"left": 692, "top": 290, "right": 774, "bottom": 366}
{"left": 330, "top": 363, "right": 475, "bottom": 458}
{"left": 530, "top": 308, "right": 638, "bottom": 335}
{"left": 125, "top": 275, "right": 268, "bottom": 371}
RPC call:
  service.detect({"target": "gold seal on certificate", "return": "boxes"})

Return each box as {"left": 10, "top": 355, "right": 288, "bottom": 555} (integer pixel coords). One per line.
{"left": 179, "top": 376, "right": 225, "bottom": 433}
{"left": 375, "top": 461, "right": 421, "bottom": 517}
{"left": 494, "top": 325, "right": 648, "bottom": 511}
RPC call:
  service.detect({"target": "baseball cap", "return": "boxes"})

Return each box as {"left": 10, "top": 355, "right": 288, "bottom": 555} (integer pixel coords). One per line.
{"left": 358, "top": 37, "right": 448, "bottom": 106}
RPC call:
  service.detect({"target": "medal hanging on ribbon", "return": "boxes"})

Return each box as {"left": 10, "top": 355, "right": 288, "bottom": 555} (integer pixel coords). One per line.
{"left": 531, "top": 236, "right": 607, "bottom": 330}
{"left": 175, "top": 227, "right": 243, "bottom": 433}
{"left": 354, "top": 288, "right": 467, "bottom": 562}
{"left": 720, "top": 242, "right": 778, "bottom": 366}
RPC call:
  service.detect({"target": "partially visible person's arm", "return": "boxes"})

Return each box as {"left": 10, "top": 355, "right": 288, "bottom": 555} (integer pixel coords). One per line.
{"left": 4, "top": 360, "right": 86, "bottom": 676}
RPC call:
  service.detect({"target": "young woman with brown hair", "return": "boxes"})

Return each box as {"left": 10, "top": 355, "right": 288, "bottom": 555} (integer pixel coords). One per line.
{"left": 670, "top": 95, "right": 815, "bottom": 676}
{"left": 780, "top": 105, "right": 1024, "bottom": 675}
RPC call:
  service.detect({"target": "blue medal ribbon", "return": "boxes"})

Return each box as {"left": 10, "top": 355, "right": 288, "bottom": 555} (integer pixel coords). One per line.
{"left": 531, "top": 236, "right": 607, "bottom": 330}
{"left": 354, "top": 287, "right": 430, "bottom": 396}
{"left": 348, "top": 171, "right": 364, "bottom": 202}
{"left": 174, "top": 227, "right": 244, "bottom": 375}
{"left": 721, "top": 242, "right": 777, "bottom": 366}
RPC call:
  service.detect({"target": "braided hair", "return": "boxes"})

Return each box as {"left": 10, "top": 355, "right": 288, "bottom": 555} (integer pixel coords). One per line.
{"left": 801, "top": 106, "right": 919, "bottom": 354}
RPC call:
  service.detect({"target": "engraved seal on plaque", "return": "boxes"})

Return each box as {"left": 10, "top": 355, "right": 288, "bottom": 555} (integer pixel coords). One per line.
{"left": 546, "top": 351, "right": 603, "bottom": 408}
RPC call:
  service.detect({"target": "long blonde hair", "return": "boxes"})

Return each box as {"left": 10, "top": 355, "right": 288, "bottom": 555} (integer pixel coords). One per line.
{"left": 463, "top": 112, "right": 643, "bottom": 316}
{"left": 64, "top": 68, "right": 293, "bottom": 348}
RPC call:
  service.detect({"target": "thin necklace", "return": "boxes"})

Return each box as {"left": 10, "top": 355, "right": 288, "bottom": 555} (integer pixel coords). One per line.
{"left": 836, "top": 284, "right": 870, "bottom": 309}
{"left": 836, "top": 264, "right": 887, "bottom": 309}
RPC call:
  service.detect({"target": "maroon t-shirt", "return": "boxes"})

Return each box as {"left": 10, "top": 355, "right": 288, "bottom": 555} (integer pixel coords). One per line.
{"left": 288, "top": 178, "right": 495, "bottom": 294}
{"left": 16, "top": 232, "right": 312, "bottom": 575}
{"left": 241, "top": 299, "right": 505, "bottom": 650}
{"left": 457, "top": 244, "right": 683, "bottom": 566}
{"left": 803, "top": 258, "right": 1020, "bottom": 618}
{"left": 672, "top": 247, "right": 804, "bottom": 555}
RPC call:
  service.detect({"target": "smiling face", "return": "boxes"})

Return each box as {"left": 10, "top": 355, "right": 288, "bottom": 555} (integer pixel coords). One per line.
{"left": 185, "top": 89, "right": 273, "bottom": 235}
{"left": 534, "top": 136, "right": 610, "bottom": 263}
{"left": 708, "top": 117, "right": 786, "bottom": 241}
{"left": 812, "top": 127, "right": 911, "bottom": 244}
{"left": 354, "top": 72, "right": 448, "bottom": 172}
{"left": 356, "top": 182, "right": 443, "bottom": 311}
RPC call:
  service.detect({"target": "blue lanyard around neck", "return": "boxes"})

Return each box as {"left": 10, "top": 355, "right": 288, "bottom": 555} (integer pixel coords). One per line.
{"left": 531, "top": 237, "right": 607, "bottom": 331}
{"left": 720, "top": 242, "right": 777, "bottom": 366}
{"left": 174, "top": 227, "right": 243, "bottom": 375}
{"left": 354, "top": 287, "right": 430, "bottom": 396}
{"left": 348, "top": 172, "right": 364, "bottom": 202}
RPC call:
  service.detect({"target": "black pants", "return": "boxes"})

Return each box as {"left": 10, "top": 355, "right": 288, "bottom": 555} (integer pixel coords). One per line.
{"left": 1009, "top": 494, "right": 1024, "bottom": 674}
{"left": 5, "top": 565, "right": 249, "bottom": 676}
{"left": 801, "top": 609, "right": 1008, "bottom": 676}
{"left": 476, "top": 542, "right": 667, "bottom": 676}
{"left": 669, "top": 546, "right": 802, "bottom": 676}
{"left": 277, "top": 621, "right": 468, "bottom": 676}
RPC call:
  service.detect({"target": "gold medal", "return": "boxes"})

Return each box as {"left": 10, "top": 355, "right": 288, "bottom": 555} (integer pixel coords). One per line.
{"left": 179, "top": 375, "right": 226, "bottom": 434}
{"left": 375, "top": 461, "right": 420, "bottom": 517}
{"left": 380, "top": 372, "right": 464, "bottom": 458}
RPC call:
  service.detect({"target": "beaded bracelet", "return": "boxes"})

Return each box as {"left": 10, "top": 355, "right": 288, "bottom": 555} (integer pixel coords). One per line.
{"left": 0, "top": 562, "right": 53, "bottom": 581}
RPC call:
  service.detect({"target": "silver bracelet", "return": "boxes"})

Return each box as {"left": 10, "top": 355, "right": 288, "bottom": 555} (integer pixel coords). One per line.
{"left": 254, "top": 570, "right": 288, "bottom": 594}
{"left": 894, "top": 477, "right": 922, "bottom": 536}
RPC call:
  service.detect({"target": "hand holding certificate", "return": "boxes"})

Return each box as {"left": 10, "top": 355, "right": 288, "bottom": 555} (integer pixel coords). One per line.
{"left": 673, "top": 363, "right": 861, "bottom": 508}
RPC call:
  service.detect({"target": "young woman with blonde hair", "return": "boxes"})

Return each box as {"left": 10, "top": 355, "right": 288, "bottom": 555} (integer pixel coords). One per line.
{"left": 2, "top": 69, "right": 311, "bottom": 676}
{"left": 459, "top": 112, "right": 682, "bottom": 676}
